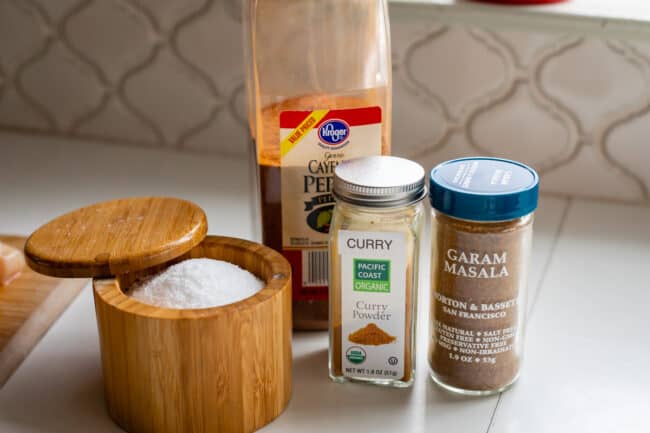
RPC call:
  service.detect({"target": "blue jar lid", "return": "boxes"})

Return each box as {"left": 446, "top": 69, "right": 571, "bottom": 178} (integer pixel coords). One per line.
{"left": 429, "top": 157, "right": 539, "bottom": 221}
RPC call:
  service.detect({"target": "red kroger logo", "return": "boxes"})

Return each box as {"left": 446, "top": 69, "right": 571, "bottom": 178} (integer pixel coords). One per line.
{"left": 318, "top": 119, "right": 350, "bottom": 148}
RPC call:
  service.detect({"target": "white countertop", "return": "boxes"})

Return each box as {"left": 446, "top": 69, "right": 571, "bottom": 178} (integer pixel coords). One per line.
{"left": 1, "top": 133, "right": 649, "bottom": 433}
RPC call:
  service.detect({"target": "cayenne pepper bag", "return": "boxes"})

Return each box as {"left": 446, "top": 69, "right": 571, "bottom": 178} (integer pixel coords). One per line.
{"left": 243, "top": 0, "right": 392, "bottom": 330}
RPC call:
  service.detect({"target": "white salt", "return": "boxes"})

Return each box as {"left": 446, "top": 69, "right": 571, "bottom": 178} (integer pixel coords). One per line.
{"left": 129, "top": 258, "right": 265, "bottom": 309}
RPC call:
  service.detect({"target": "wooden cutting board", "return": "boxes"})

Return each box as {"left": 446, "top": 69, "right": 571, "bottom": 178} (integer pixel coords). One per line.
{"left": 0, "top": 235, "right": 87, "bottom": 388}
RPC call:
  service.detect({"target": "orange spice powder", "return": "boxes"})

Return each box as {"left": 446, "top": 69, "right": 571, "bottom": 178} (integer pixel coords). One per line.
{"left": 348, "top": 323, "right": 396, "bottom": 346}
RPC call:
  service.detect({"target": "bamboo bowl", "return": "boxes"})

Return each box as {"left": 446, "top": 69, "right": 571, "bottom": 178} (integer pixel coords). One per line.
{"left": 92, "top": 236, "right": 292, "bottom": 433}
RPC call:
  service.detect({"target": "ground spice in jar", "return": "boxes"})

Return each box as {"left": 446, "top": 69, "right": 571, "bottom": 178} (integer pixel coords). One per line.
{"left": 428, "top": 157, "right": 539, "bottom": 396}
{"left": 348, "top": 323, "right": 397, "bottom": 345}
{"left": 329, "top": 156, "right": 426, "bottom": 388}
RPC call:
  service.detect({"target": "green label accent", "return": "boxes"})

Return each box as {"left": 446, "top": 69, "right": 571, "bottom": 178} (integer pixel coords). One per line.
{"left": 353, "top": 259, "right": 391, "bottom": 293}
{"left": 346, "top": 348, "right": 366, "bottom": 364}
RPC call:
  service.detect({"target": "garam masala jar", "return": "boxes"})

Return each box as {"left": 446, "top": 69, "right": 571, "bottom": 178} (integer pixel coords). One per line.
{"left": 329, "top": 156, "right": 426, "bottom": 387}
{"left": 428, "top": 157, "right": 539, "bottom": 395}
{"left": 243, "top": 0, "right": 392, "bottom": 330}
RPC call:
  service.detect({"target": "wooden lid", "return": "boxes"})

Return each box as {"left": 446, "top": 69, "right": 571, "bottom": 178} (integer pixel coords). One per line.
{"left": 25, "top": 197, "right": 208, "bottom": 278}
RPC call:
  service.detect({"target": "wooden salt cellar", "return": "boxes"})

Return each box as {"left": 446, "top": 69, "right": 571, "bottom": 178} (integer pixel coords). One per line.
{"left": 25, "top": 197, "right": 292, "bottom": 433}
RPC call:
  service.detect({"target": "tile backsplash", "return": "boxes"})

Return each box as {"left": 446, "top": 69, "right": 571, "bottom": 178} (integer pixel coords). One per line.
{"left": 1, "top": 0, "right": 649, "bottom": 203}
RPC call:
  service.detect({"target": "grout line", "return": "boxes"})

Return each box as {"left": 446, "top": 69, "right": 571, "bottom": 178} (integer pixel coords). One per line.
{"left": 485, "top": 198, "right": 572, "bottom": 433}
{"left": 484, "top": 195, "right": 571, "bottom": 433}
{"left": 527, "top": 197, "right": 573, "bottom": 320}
{"left": 485, "top": 393, "right": 503, "bottom": 433}
{"left": 539, "top": 191, "right": 650, "bottom": 208}
{"left": 0, "top": 128, "right": 246, "bottom": 162}
{"left": 485, "top": 198, "right": 571, "bottom": 433}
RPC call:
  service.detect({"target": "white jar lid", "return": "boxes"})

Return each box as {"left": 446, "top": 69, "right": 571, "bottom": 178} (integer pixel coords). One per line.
{"left": 333, "top": 156, "right": 427, "bottom": 208}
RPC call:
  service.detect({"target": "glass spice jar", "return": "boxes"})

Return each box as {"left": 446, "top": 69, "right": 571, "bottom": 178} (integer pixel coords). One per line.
{"left": 428, "top": 157, "right": 539, "bottom": 396}
{"left": 329, "top": 156, "right": 426, "bottom": 387}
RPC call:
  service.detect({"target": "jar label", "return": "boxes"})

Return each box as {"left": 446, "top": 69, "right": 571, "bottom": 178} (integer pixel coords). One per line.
{"left": 280, "top": 107, "right": 382, "bottom": 301}
{"left": 430, "top": 225, "right": 529, "bottom": 390}
{"left": 338, "top": 230, "right": 406, "bottom": 380}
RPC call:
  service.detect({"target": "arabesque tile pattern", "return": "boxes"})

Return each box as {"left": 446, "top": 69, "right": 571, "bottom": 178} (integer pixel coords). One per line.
{"left": 1, "top": 0, "right": 649, "bottom": 203}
